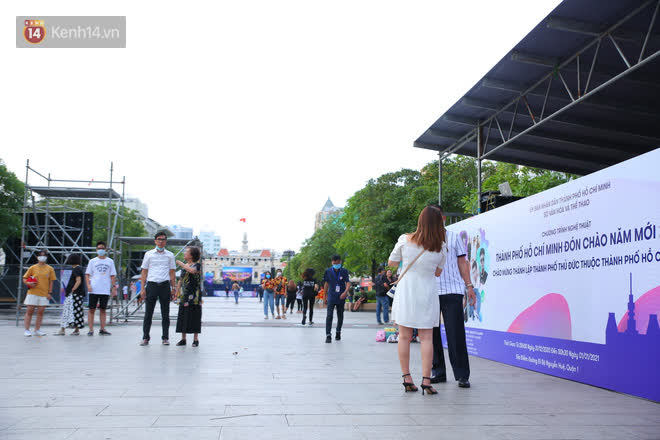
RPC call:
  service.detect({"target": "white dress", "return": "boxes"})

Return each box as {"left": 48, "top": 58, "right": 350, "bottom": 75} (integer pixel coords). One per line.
{"left": 389, "top": 234, "right": 448, "bottom": 329}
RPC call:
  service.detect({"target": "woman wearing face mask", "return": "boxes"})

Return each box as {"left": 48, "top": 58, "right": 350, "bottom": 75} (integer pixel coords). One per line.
{"left": 273, "top": 270, "right": 287, "bottom": 319}
{"left": 22, "top": 249, "right": 57, "bottom": 337}
{"left": 175, "top": 246, "right": 202, "bottom": 346}
{"left": 261, "top": 272, "right": 276, "bottom": 319}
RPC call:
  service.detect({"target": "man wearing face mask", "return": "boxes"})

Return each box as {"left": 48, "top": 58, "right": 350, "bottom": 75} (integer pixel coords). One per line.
{"left": 85, "top": 241, "right": 117, "bottom": 336}
{"left": 261, "top": 272, "right": 276, "bottom": 319}
{"left": 323, "top": 255, "right": 351, "bottom": 343}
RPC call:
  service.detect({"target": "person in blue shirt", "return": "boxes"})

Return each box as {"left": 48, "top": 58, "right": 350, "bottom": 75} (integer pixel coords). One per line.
{"left": 323, "top": 254, "right": 351, "bottom": 343}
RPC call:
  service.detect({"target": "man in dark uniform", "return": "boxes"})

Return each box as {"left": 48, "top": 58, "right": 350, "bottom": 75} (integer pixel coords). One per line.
{"left": 323, "top": 255, "right": 351, "bottom": 344}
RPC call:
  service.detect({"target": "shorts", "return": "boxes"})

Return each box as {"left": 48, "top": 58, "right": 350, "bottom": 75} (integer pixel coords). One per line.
{"left": 275, "top": 294, "right": 284, "bottom": 306}
{"left": 88, "top": 294, "right": 109, "bottom": 310}
{"left": 24, "top": 294, "right": 49, "bottom": 307}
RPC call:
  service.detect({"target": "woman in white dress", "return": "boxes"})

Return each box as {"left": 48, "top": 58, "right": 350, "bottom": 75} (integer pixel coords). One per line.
{"left": 388, "top": 204, "right": 448, "bottom": 395}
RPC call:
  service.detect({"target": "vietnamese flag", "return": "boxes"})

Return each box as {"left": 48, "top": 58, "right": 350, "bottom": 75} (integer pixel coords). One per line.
{"left": 239, "top": 218, "right": 246, "bottom": 223}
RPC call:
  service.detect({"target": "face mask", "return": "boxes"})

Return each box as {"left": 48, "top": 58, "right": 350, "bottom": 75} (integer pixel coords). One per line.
{"left": 37, "top": 256, "right": 47, "bottom": 263}
{"left": 276, "top": 273, "right": 282, "bottom": 278}
{"left": 97, "top": 249, "right": 106, "bottom": 256}
{"left": 266, "top": 275, "right": 271, "bottom": 279}
{"left": 333, "top": 264, "right": 342, "bottom": 270}
{"left": 156, "top": 246, "right": 165, "bottom": 252}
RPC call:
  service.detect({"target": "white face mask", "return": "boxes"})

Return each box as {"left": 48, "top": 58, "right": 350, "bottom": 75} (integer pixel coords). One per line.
{"left": 37, "top": 256, "right": 47, "bottom": 263}
{"left": 276, "top": 273, "right": 282, "bottom": 277}
{"left": 97, "top": 249, "right": 106, "bottom": 257}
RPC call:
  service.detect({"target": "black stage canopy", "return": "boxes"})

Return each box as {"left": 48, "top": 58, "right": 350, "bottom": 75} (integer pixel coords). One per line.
{"left": 414, "top": 0, "right": 660, "bottom": 176}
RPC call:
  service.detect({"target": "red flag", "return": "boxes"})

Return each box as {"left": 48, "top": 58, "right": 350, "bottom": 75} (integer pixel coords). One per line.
{"left": 239, "top": 218, "right": 246, "bottom": 223}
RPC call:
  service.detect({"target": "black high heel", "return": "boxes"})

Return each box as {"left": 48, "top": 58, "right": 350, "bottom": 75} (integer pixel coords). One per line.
{"left": 402, "top": 374, "right": 418, "bottom": 392}
{"left": 420, "top": 377, "right": 438, "bottom": 395}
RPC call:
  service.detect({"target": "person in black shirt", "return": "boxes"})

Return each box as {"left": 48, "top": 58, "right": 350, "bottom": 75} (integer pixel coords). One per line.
{"left": 373, "top": 267, "right": 390, "bottom": 324}
{"left": 57, "top": 254, "right": 86, "bottom": 335}
{"left": 300, "top": 268, "right": 318, "bottom": 325}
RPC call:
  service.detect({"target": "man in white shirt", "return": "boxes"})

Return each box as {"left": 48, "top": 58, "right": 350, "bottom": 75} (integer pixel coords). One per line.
{"left": 139, "top": 232, "right": 176, "bottom": 346}
{"left": 85, "top": 241, "right": 117, "bottom": 336}
{"left": 432, "top": 227, "right": 476, "bottom": 388}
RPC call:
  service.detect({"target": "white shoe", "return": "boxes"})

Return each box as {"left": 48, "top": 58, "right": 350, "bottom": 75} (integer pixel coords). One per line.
{"left": 34, "top": 330, "right": 47, "bottom": 336}
{"left": 264, "top": 315, "right": 269, "bottom": 320}
{"left": 24, "top": 330, "right": 32, "bottom": 337}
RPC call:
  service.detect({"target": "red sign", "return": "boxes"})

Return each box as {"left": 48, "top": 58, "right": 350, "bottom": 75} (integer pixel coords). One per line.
{"left": 24, "top": 20, "right": 46, "bottom": 44}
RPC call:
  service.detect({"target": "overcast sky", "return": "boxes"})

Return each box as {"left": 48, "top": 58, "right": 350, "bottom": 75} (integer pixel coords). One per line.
{"left": 2, "top": 0, "right": 561, "bottom": 252}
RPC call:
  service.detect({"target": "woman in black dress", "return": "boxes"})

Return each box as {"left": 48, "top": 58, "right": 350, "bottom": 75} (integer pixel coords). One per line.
{"left": 175, "top": 246, "right": 202, "bottom": 347}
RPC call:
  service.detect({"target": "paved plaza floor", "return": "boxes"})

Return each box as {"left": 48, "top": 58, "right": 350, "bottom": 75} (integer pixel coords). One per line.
{"left": 0, "top": 297, "right": 658, "bottom": 440}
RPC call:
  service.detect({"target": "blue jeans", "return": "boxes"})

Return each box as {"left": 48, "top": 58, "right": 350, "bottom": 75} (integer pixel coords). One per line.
{"left": 233, "top": 291, "right": 239, "bottom": 303}
{"left": 376, "top": 296, "right": 389, "bottom": 323}
{"left": 263, "top": 290, "right": 274, "bottom": 315}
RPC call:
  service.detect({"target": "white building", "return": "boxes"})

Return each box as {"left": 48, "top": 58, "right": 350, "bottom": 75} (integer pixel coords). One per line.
{"left": 315, "top": 197, "right": 343, "bottom": 231}
{"left": 203, "top": 233, "right": 284, "bottom": 285}
{"left": 199, "top": 230, "right": 222, "bottom": 256}
{"left": 168, "top": 224, "right": 194, "bottom": 240}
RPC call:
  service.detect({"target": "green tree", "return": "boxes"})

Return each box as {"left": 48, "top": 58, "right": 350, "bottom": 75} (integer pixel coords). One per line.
{"left": 336, "top": 169, "right": 423, "bottom": 280}
{"left": 0, "top": 160, "right": 25, "bottom": 245}
{"left": 284, "top": 218, "right": 343, "bottom": 282}
{"left": 461, "top": 162, "right": 576, "bottom": 213}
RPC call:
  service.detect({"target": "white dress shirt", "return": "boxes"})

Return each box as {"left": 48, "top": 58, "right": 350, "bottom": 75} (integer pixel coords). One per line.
{"left": 141, "top": 249, "right": 175, "bottom": 283}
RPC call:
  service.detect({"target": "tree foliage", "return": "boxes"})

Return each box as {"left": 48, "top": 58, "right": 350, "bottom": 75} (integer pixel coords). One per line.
{"left": 283, "top": 218, "right": 343, "bottom": 282}
{"left": 0, "top": 160, "right": 25, "bottom": 245}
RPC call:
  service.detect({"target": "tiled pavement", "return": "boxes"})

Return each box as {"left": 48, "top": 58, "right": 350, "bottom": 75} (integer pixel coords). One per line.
{"left": 0, "top": 297, "right": 658, "bottom": 439}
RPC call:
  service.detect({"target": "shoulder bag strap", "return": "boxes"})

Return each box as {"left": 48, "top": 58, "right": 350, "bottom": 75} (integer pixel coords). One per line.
{"left": 393, "top": 248, "right": 425, "bottom": 286}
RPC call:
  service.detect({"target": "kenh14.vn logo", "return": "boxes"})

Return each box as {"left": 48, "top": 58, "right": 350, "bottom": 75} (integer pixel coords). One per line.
{"left": 24, "top": 19, "right": 46, "bottom": 44}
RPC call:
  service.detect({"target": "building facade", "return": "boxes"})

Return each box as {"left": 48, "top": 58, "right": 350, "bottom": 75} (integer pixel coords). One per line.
{"left": 314, "top": 197, "right": 343, "bottom": 231}
{"left": 199, "top": 230, "right": 222, "bottom": 256}
{"left": 168, "top": 224, "right": 194, "bottom": 240}
{"left": 203, "top": 233, "right": 285, "bottom": 286}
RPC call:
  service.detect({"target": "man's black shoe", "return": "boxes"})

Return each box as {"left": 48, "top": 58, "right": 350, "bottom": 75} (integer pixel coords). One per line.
{"left": 335, "top": 332, "right": 341, "bottom": 341}
{"left": 325, "top": 335, "right": 332, "bottom": 343}
{"left": 430, "top": 376, "right": 447, "bottom": 384}
{"left": 458, "top": 378, "right": 471, "bottom": 388}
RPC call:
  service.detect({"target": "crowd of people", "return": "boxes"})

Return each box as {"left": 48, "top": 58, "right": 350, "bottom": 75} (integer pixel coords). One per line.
{"left": 20, "top": 204, "right": 476, "bottom": 394}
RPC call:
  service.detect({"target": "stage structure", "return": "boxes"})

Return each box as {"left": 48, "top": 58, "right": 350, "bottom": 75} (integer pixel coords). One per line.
{"left": 8, "top": 160, "right": 126, "bottom": 325}
{"left": 414, "top": 0, "right": 660, "bottom": 210}
{"left": 113, "top": 236, "right": 202, "bottom": 323}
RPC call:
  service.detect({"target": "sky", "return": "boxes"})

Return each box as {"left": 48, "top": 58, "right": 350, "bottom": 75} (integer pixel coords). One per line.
{"left": 1, "top": 0, "right": 561, "bottom": 252}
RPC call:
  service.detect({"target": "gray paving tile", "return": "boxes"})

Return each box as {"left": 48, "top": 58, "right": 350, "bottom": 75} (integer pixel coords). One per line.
{"left": 0, "top": 429, "right": 76, "bottom": 440}
{"left": 219, "top": 426, "right": 366, "bottom": 440}
{"left": 153, "top": 414, "right": 287, "bottom": 427}
{"left": 410, "top": 414, "right": 537, "bottom": 426}
{"left": 65, "top": 427, "right": 222, "bottom": 440}
{"left": 287, "top": 414, "right": 417, "bottom": 426}
{"left": 225, "top": 404, "right": 345, "bottom": 415}
{"left": 9, "top": 416, "right": 158, "bottom": 429}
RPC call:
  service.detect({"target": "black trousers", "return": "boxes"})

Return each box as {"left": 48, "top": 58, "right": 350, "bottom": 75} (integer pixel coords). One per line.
{"left": 325, "top": 302, "right": 344, "bottom": 336}
{"left": 302, "top": 295, "right": 315, "bottom": 322}
{"left": 432, "top": 294, "right": 470, "bottom": 380}
{"left": 143, "top": 281, "right": 171, "bottom": 341}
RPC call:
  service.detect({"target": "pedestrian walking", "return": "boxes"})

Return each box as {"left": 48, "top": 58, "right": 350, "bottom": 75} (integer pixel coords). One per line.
{"left": 22, "top": 249, "right": 56, "bottom": 337}
{"left": 388, "top": 204, "right": 448, "bottom": 395}
{"left": 431, "top": 228, "right": 476, "bottom": 388}
{"left": 256, "top": 284, "right": 263, "bottom": 303}
{"left": 300, "top": 268, "right": 318, "bottom": 325}
{"left": 323, "top": 255, "right": 351, "bottom": 343}
{"left": 85, "top": 241, "right": 116, "bottom": 336}
{"left": 261, "top": 272, "right": 276, "bottom": 319}
{"left": 232, "top": 282, "right": 241, "bottom": 304}
{"left": 286, "top": 280, "right": 297, "bottom": 314}
{"left": 374, "top": 267, "right": 390, "bottom": 324}
{"left": 139, "top": 232, "right": 176, "bottom": 346}
{"left": 273, "top": 270, "right": 287, "bottom": 319}
{"left": 296, "top": 282, "right": 303, "bottom": 313}
{"left": 175, "top": 246, "right": 202, "bottom": 347}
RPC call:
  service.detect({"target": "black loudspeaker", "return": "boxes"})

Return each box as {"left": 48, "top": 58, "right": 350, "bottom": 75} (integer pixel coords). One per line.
{"left": 480, "top": 191, "right": 524, "bottom": 212}
{"left": 128, "top": 251, "right": 146, "bottom": 278}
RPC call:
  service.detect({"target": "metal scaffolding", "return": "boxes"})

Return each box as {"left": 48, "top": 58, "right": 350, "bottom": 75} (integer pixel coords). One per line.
{"left": 11, "top": 160, "right": 125, "bottom": 325}
{"left": 416, "top": 0, "right": 660, "bottom": 212}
